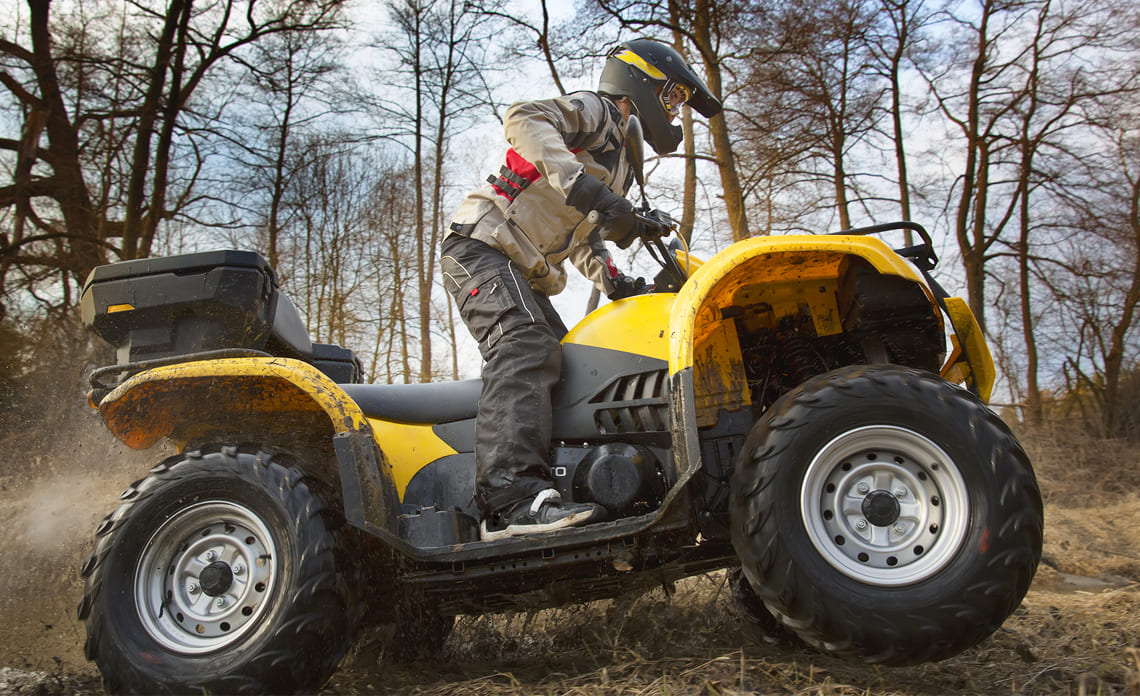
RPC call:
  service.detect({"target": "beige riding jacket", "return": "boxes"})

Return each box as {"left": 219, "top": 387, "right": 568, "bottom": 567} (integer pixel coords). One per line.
{"left": 446, "top": 91, "right": 632, "bottom": 297}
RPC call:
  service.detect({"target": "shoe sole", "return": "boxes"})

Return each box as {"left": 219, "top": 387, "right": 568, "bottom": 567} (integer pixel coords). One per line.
{"left": 480, "top": 507, "right": 599, "bottom": 542}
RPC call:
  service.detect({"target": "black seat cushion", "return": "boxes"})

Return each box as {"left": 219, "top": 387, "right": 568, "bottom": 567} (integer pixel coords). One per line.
{"left": 340, "top": 379, "right": 482, "bottom": 424}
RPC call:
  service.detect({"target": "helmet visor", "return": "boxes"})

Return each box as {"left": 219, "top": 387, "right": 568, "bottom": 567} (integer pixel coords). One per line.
{"left": 660, "top": 80, "right": 691, "bottom": 118}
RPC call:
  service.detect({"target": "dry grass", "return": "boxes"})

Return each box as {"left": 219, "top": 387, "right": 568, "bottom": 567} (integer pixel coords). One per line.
{"left": 325, "top": 567, "right": 1140, "bottom": 695}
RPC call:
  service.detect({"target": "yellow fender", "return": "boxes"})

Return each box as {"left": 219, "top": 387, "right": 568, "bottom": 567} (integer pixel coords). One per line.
{"left": 663, "top": 235, "right": 943, "bottom": 490}
{"left": 97, "top": 357, "right": 370, "bottom": 449}
{"left": 940, "top": 297, "right": 996, "bottom": 402}
{"left": 670, "top": 234, "right": 933, "bottom": 374}
{"left": 96, "top": 357, "right": 398, "bottom": 539}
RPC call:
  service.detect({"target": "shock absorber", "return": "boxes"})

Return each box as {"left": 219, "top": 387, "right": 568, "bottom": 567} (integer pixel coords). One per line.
{"left": 778, "top": 318, "right": 824, "bottom": 388}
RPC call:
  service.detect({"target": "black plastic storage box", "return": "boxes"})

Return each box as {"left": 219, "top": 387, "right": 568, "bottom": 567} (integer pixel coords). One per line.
{"left": 80, "top": 250, "right": 363, "bottom": 384}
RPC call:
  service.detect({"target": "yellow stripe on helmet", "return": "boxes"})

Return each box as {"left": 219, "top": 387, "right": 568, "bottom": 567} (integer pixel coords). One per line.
{"left": 612, "top": 49, "right": 666, "bottom": 80}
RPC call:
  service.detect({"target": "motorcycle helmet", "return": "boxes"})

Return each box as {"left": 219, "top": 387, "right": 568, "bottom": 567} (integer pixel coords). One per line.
{"left": 598, "top": 39, "right": 722, "bottom": 155}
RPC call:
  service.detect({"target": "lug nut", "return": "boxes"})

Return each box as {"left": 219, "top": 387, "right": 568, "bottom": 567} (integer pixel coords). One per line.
{"left": 187, "top": 582, "right": 200, "bottom": 594}
{"left": 856, "top": 482, "right": 870, "bottom": 495}
{"left": 894, "top": 487, "right": 908, "bottom": 498}
{"left": 893, "top": 524, "right": 906, "bottom": 534}
{"left": 215, "top": 597, "right": 226, "bottom": 608}
{"left": 855, "top": 519, "right": 868, "bottom": 531}
{"left": 232, "top": 563, "right": 244, "bottom": 576}
{"left": 204, "top": 550, "right": 217, "bottom": 562}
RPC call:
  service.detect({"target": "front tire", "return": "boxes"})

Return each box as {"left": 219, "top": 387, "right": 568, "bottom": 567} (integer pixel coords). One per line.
{"left": 730, "top": 365, "right": 1042, "bottom": 665}
{"left": 78, "top": 446, "right": 360, "bottom": 694}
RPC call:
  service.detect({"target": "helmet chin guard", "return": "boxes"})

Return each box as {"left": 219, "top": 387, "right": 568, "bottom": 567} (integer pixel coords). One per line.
{"left": 598, "top": 39, "right": 722, "bottom": 155}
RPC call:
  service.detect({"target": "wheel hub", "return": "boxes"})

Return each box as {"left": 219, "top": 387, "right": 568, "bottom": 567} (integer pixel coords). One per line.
{"left": 801, "top": 425, "right": 970, "bottom": 586}
{"left": 135, "top": 501, "right": 277, "bottom": 654}
{"left": 861, "top": 490, "right": 901, "bottom": 526}
{"left": 198, "top": 561, "right": 234, "bottom": 597}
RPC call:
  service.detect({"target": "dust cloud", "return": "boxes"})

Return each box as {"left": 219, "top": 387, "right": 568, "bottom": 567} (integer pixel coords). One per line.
{"left": 0, "top": 402, "right": 163, "bottom": 678}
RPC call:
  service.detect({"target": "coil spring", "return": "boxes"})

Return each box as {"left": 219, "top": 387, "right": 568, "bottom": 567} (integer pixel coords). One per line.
{"left": 780, "top": 331, "right": 823, "bottom": 388}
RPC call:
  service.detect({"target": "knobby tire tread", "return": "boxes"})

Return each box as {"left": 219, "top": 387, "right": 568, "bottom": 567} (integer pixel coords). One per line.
{"left": 731, "top": 365, "right": 1043, "bottom": 666}
{"left": 78, "top": 445, "right": 360, "bottom": 694}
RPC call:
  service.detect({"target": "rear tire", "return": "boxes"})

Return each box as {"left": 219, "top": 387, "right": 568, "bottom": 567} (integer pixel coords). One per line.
{"left": 730, "top": 365, "right": 1042, "bottom": 665}
{"left": 78, "top": 446, "right": 360, "bottom": 694}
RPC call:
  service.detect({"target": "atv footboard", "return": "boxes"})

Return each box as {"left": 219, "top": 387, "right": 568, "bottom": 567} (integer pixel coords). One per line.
{"left": 401, "top": 520, "right": 735, "bottom": 615}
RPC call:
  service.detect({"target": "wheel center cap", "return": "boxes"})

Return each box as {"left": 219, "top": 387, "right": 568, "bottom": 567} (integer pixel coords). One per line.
{"left": 862, "top": 490, "right": 901, "bottom": 526}
{"left": 198, "top": 561, "right": 234, "bottom": 597}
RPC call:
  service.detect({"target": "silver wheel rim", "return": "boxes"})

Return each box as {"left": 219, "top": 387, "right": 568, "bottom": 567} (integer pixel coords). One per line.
{"left": 800, "top": 425, "right": 969, "bottom": 586}
{"left": 135, "top": 501, "right": 277, "bottom": 654}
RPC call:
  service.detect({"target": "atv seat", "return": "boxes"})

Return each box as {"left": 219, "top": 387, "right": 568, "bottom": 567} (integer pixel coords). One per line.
{"left": 339, "top": 380, "right": 482, "bottom": 424}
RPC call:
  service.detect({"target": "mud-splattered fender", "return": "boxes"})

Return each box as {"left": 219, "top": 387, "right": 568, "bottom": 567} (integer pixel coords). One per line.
{"left": 95, "top": 357, "right": 399, "bottom": 538}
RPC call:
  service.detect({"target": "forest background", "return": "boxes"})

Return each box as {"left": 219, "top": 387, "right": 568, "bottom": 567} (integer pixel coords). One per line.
{"left": 1, "top": 0, "right": 1139, "bottom": 444}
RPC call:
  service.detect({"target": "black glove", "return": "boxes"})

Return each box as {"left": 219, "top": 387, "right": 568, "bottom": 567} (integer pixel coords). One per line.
{"left": 566, "top": 173, "right": 640, "bottom": 248}
{"left": 608, "top": 274, "right": 647, "bottom": 300}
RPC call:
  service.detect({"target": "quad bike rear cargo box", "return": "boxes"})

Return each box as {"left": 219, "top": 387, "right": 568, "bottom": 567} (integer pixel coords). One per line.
{"left": 80, "top": 250, "right": 362, "bottom": 383}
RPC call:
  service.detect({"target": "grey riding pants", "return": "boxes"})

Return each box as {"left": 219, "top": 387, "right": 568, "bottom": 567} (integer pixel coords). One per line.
{"left": 440, "top": 234, "right": 568, "bottom": 515}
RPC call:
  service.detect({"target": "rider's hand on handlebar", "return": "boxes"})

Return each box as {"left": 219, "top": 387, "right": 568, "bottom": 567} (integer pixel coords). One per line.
{"left": 566, "top": 173, "right": 640, "bottom": 248}
{"left": 607, "top": 274, "right": 648, "bottom": 300}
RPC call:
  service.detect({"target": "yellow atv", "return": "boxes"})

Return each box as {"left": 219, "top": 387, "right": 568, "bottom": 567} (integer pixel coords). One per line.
{"left": 76, "top": 141, "right": 1041, "bottom": 694}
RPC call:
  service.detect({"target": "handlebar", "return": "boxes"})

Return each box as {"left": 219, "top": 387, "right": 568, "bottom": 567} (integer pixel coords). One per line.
{"left": 586, "top": 206, "right": 688, "bottom": 293}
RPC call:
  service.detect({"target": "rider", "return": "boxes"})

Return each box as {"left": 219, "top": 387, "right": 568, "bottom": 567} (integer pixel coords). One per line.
{"left": 440, "top": 39, "right": 722, "bottom": 541}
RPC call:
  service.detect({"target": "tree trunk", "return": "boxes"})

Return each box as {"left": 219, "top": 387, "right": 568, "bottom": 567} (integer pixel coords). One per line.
{"left": 1102, "top": 174, "right": 1140, "bottom": 437}
{"left": 952, "top": 0, "right": 993, "bottom": 330}
{"left": 670, "top": 0, "right": 697, "bottom": 243}
{"left": 693, "top": 0, "right": 750, "bottom": 241}
{"left": 411, "top": 10, "right": 431, "bottom": 383}
{"left": 832, "top": 143, "right": 851, "bottom": 230}
{"left": 121, "top": 0, "right": 187, "bottom": 260}
{"left": 1018, "top": 178, "right": 1041, "bottom": 425}
{"left": 26, "top": 0, "right": 102, "bottom": 278}
{"left": 886, "top": 0, "right": 912, "bottom": 237}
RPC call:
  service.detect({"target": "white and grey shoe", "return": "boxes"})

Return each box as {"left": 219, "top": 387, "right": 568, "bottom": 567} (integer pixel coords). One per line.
{"left": 480, "top": 489, "right": 603, "bottom": 542}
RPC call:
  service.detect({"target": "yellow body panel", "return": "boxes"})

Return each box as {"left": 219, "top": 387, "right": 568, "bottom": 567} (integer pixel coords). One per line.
{"left": 98, "top": 357, "right": 370, "bottom": 449}
{"left": 674, "top": 249, "right": 703, "bottom": 278}
{"left": 670, "top": 235, "right": 933, "bottom": 375}
{"left": 691, "top": 317, "right": 750, "bottom": 427}
{"left": 941, "top": 297, "right": 996, "bottom": 402}
{"left": 563, "top": 292, "right": 675, "bottom": 360}
{"left": 369, "top": 419, "right": 459, "bottom": 500}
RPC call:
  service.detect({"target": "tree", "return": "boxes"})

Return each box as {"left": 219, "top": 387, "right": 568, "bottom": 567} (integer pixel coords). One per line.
{"left": 0, "top": 0, "right": 345, "bottom": 317}
{"left": 868, "top": 0, "right": 934, "bottom": 235}
{"left": 466, "top": 0, "right": 569, "bottom": 94}
{"left": 372, "top": 0, "right": 501, "bottom": 382}
{"left": 743, "top": 0, "right": 885, "bottom": 231}
{"left": 921, "top": 0, "right": 1037, "bottom": 328}
{"left": 224, "top": 27, "right": 348, "bottom": 269}
{"left": 1047, "top": 119, "right": 1140, "bottom": 438}
{"left": 1002, "top": 0, "right": 1127, "bottom": 423}
{"left": 921, "top": 0, "right": 1136, "bottom": 415}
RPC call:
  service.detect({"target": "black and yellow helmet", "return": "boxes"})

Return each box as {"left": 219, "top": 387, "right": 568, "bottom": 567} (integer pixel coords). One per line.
{"left": 598, "top": 39, "right": 722, "bottom": 155}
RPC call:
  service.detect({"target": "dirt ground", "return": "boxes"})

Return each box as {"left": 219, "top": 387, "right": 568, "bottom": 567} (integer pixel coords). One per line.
{"left": 1, "top": 412, "right": 1139, "bottom": 695}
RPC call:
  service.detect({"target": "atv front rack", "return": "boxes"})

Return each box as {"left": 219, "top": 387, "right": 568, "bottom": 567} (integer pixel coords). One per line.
{"left": 830, "top": 220, "right": 938, "bottom": 271}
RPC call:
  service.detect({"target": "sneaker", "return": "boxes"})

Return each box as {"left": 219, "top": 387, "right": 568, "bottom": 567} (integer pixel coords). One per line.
{"left": 480, "top": 489, "right": 602, "bottom": 541}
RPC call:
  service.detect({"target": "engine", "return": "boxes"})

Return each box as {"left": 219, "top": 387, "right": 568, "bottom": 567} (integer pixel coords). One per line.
{"left": 549, "top": 443, "right": 667, "bottom": 518}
